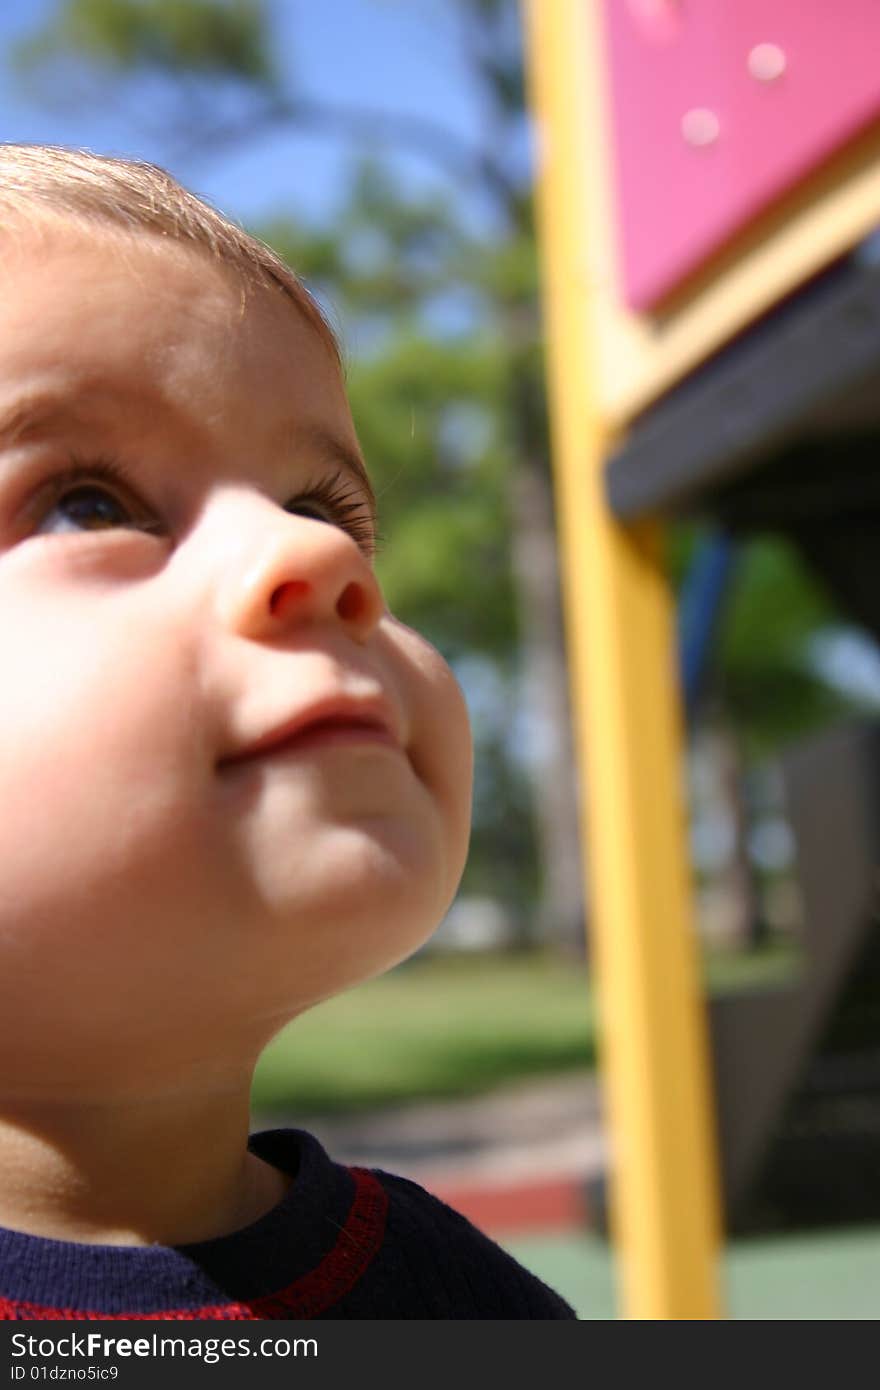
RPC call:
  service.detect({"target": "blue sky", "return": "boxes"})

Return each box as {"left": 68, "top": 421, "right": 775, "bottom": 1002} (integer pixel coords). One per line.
{"left": 0, "top": 0, "right": 493, "bottom": 230}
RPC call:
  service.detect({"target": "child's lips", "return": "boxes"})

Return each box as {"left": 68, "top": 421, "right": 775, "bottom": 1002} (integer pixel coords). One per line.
{"left": 261, "top": 717, "right": 401, "bottom": 756}
{"left": 219, "top": 695, "right": 402, "bottom": 768}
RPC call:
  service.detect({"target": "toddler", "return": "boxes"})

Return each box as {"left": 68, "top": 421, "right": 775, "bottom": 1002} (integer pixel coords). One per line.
{"left": 0, "top": 144, "right": 574, "bottom": 1320}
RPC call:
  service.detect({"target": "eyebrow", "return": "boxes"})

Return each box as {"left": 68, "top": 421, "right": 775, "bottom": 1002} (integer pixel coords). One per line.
{"left": 0, "top": 392, "right": 72, "bottom": 447}
{"left": 0, "top": 393, "right": 378, "bottom": 522}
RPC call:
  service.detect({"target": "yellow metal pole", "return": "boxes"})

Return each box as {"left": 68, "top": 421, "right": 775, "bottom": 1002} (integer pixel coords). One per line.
{"left": 521, "top": 0, "right": 724, "bottom": 1318}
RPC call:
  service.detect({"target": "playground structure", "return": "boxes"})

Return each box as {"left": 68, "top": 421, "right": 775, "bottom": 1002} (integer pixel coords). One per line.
{"left": 523, "top": 0, "right": 880, "bottom": 1318}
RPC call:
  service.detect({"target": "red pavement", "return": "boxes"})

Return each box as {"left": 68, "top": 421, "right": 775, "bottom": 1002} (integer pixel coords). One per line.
{"left": 254, "top": 1073, "right": 604, "bottom": 1240}
{"left": 426, "top": 1173, "right": 588, "bottom": 1237}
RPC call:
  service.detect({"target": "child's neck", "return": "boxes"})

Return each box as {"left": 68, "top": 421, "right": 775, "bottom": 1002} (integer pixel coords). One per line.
{"left": 0, "top": 1080, "right": 292, "bottom": 1247}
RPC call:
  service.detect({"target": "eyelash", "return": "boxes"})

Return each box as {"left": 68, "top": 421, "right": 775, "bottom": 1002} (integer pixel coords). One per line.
{"left": 37, "top": 455, "right": 383, "bottom": 558}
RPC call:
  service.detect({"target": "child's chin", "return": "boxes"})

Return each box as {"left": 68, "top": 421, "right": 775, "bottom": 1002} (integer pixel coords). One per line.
{"left": 260, "top": 812, "right": 449, "bottom": 906}
{"left": 255, "top": 913, "right": 439, "bottom": 1017}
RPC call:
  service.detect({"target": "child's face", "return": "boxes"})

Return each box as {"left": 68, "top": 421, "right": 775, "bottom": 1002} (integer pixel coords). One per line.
{"left": 0, "top": 220, "right": 472, "bottom": 1090}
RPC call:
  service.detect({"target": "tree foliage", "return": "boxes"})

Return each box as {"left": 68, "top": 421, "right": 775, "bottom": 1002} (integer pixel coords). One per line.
{"left": 16, "top": 0, "right": 274, "bottom": 84}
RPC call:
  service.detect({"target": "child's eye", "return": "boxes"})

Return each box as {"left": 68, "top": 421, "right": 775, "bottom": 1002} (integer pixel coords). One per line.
{"left": 33, "top": 457, "right": 162, "bottom": 537}
{"left": 285, "top": 470, "right": 380, "bottom": 559}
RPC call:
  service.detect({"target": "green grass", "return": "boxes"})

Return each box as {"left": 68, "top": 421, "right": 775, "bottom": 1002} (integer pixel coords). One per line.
{"left": 252, "top": 943, "right": 798, "bottom": 1114}
{"left": 702, "top": 937, "right": 803, "bottom": 994}
{"left": 253, "top": 950, "right": 596, "bottom": 1113}
{"left": 506, "top": 1224, "right": 880, "bottom": 1320}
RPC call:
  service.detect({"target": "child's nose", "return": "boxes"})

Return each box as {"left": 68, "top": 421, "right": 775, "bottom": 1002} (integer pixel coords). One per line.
{"left": 221, "top": 508, "right": 386, "bottom": 645}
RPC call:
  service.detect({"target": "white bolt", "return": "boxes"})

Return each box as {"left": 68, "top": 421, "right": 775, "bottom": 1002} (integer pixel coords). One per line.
{"left": 681, "top": 108, "right": 720, "bottom": 147}
{"left": 748, "top": 43, "right": 786, "bottom": 82}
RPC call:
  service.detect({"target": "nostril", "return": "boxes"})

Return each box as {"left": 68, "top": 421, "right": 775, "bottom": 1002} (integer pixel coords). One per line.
{"left": 270, "top": 579, "right": 310, "bottom": 617}
{"left": 337, "top": 582, "right": 367, "bottom": 622}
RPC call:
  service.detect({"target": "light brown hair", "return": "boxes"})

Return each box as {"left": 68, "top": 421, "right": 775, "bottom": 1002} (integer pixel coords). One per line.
{"left": 0, "top": 143, "right": 341, "bottom": 364}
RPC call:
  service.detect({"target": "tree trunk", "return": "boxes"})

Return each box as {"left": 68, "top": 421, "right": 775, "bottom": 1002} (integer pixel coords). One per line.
{"left": 506, "top": 445, "right": 589, "bottom": 953}
{"left": 704, "top": 707, "right": 763, "bottom": 949}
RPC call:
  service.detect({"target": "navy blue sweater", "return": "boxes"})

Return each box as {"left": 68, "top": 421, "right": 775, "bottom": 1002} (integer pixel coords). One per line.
{"left": 0, "top": 1128, "right": 576, "bottom": 1319}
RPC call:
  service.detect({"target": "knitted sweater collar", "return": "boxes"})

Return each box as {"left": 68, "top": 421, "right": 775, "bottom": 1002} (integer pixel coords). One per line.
{"left": 0, "top": 1129, "right": 388, "bottom": 1320}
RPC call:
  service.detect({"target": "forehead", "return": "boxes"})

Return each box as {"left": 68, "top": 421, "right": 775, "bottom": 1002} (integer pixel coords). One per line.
{"left": 0, "top": 219, "right": 323, "bottom": 388}
{"left": 0, "top": 219, "right": 372, "bottom": 503}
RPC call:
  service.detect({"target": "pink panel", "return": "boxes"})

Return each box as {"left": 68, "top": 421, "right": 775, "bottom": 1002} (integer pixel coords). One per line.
{"left": 599, "top": 0, "right": 880, "bottom": 311}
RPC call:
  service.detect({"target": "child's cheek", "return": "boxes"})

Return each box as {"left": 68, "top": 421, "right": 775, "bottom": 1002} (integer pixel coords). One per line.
{"left": 382, "top": 616, "right": 473, "bottom": 881}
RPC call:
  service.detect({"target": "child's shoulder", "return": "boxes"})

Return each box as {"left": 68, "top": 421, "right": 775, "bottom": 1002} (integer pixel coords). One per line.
{"left": 363, "top": 1165, "right": 577, "bottom": 1319}
{"left": 255, "top": 1126, "right": 576, "bottom": 1318}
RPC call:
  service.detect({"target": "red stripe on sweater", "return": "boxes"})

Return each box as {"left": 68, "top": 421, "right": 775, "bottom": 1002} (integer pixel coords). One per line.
{"left": 0, "top": 1167, "right": 387, "bottom": 1321}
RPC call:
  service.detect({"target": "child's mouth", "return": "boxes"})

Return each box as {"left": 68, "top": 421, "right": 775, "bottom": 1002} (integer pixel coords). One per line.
{"left": 219, "top": 696, "right": 402, "bottom": 768}
{"left": 261, "top": 716, "right": 400, "bottom": 756}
